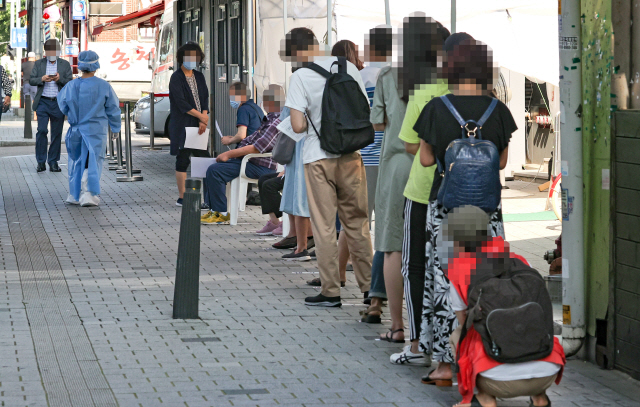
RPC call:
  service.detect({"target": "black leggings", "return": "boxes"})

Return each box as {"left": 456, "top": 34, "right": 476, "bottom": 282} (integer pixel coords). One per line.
{"left": 401, "top": 198, "right": 429, "bottom": 342}
{"left": 258, "top": 172, "right": 284, "bottom": 218}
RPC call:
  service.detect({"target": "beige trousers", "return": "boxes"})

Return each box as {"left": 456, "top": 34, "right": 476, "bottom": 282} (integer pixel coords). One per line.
{"left": 305, "top": 153, "right": 372, "bottom": 297}
{"left": 451, "top": 325, "right": 557, "bottom": 399}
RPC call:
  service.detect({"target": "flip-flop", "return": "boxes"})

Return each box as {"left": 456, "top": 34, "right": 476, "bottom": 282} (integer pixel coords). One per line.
{"left": 360, "top": 310, "right": 382, "bottom": 324}
{"left": 470, "top": 395, "right": 483, "bottom": 406}
{"left": 529, "top": 397, "right": 551, "bottom": 407}
{"left": 379, "top": 328, "right": 405, "bottom": 343}
{"left": 421, "top": 369, "right": 453, "bottom": 387}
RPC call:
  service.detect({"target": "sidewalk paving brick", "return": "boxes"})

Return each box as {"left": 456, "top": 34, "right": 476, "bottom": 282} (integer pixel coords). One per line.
{"left": 0, "top": 141, "right": 638, "bottom": 407}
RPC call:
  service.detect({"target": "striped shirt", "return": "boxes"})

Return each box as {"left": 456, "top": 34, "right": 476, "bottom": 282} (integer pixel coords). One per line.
{"left": 42, "top": 60, "right": 59, "bottom": 98}
{"left": 360, "top": 86, "right": 383, "bottom": 166}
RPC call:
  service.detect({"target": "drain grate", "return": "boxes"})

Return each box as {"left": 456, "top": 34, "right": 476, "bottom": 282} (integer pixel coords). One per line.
{"left": 221, "top": 389, "right": 269, "bottom": 395}
{"left": 181, "top": 337, "right": 221, "bottom": 343}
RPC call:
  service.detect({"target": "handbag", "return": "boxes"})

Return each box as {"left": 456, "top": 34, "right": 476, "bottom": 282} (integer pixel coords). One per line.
{"left": 271, "top": 132, "right": 296, "bottom": 165}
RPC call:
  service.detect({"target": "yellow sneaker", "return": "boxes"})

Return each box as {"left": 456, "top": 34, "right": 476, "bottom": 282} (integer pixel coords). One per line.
{"left": 201, "top": 211, "right": 215, "bottom": 222}
{"left": 213, "top": 212, "right": 231, "bottom": 225}
{"left": 201, "top": 212, "right": 231, "bottom": 225}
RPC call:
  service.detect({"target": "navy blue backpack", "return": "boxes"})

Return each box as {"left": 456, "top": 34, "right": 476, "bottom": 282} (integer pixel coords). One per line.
{"left": 436, "top": 95, "right": 501, "bottom": 213}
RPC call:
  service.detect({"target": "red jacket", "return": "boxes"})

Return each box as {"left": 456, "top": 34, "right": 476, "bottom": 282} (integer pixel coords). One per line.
{"left": 448, "top": 237, "right": 566, "bottom": 404}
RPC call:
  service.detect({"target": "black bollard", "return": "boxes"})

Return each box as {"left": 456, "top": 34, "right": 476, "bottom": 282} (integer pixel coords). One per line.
{"left": 24, "top": 95, "right": 32, "bottom": 139}
{"left": 173, "top": 178, "right": 202, "bottom": 319}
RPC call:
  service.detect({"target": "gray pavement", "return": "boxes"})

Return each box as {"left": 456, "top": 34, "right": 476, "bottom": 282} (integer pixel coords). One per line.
{"left": 1, "top": 133, "right": 639, "bottom": 406}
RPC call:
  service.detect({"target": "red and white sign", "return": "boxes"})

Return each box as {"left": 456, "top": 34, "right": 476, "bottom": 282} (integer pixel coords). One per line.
{"left": 87, "top": 42, "right": 156, "bottom": 82}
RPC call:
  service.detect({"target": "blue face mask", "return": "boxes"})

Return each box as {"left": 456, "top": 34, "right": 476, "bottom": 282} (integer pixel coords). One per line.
{"left": 230, "top": 100, "right": 240, "bottom": 109}
{"left": 183, "top": 61, "right": 197, "bottom": 70}
{"left": 47, "top": 55, "right": 57, "bottom": 62}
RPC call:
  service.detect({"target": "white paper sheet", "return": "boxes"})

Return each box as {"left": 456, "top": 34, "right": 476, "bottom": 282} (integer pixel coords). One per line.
{"left": 276, "top": 116, "right": 306, "bottom": 142}
{"left": 184, "top": 127, "right": 210, "bottom": 150}
{"left": 190, "top": 157, "right": 217, "bottom": 178}
{"left": 215, "top": 120, "right": 224, "bottom": 138}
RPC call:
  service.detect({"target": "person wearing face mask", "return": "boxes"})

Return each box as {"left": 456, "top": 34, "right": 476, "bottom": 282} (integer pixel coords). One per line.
{"left": 169, "top": 42, "right": 210, "bottom": 207}
{"left": 29, "top": 39, "right": 73, "bottom": 173}
{"left": 220, "top": 81, "right": 264, "bottom": 147}
{"left": 57, "top": 51, "right": 121, "bottom": 207}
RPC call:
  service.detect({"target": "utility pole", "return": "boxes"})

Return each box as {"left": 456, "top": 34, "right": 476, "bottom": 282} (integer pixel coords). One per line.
{"left": 559, "top": 0, "right": 585, "bottom": 357}
{"left": 33, "top": 0, "right": 43, "bottom": 57}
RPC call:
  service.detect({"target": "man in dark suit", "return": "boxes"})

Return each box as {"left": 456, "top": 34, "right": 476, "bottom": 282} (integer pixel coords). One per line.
{"left": 30, "top": 39, "right": 73, "bottom": 173}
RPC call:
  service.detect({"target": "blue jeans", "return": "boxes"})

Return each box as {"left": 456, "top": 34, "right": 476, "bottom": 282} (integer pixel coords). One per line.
{"left": 35, "top": 98, "right": 65, "bottom": 165}
{"left": 204, "top": 158, "right": 275, "bottom": 212}
{"left": 368, "top": 251, "right": 386, "bottom": 299}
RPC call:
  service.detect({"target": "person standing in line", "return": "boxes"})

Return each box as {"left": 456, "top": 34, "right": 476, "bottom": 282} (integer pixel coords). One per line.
{"left": 169, "top": 43, "right": 210, "bottom": 207}
{"left": 388, "top": 20, "right": 452, "bottom": 366}
{"left": 57, "top": 51, "right": 121, "bottom": 207}
{"left": 416, "top": 37, "right": 517, "bottom": 386}
{"left": 281, "top": 27, "right": 372, "bottom": 307}
{"left": 0, "top": 63, "right": 12, "bottom": 122}
{"left": 29, "top": 39, "right": 73, "bottom": 173}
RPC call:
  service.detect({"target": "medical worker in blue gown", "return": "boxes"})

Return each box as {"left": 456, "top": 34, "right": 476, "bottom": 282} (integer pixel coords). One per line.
{"left": 58, "top": 50, "right": 121, "bottom": 207}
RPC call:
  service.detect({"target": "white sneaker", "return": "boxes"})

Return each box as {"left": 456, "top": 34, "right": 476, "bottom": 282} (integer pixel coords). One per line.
{"left": 79, "top": 192, "right": 100, "bottom": 207}
{"left": 390, "top": 345, "right": 432, "bottom": 366}
{"left": 65, "top": 194, "right": 80, "bottom": 205}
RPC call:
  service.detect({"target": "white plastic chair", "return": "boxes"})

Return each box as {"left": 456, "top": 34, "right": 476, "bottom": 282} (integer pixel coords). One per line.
{"left": 227, "top": 153, "right": 273, "bottom": 225}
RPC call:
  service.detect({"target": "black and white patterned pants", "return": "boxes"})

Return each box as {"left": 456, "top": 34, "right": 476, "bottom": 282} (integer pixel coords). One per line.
{"left": 420, "top": 201, "right": 505, "bottom": 363}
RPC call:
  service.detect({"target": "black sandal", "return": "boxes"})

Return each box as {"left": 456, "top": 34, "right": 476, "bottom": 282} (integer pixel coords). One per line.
{"left": 420, "top": 369, "right": 453, "bottom": 387}
{"left": 470, "top": 395, "right": 483, "bottom": 406}
{"left": 306, "top": 278, "right": 345, "bottom": 287}
{"left": 379, "top": 328, "right": 405, "bottom": 343}
{"left": 529, "top": 396, "right": 551, "bottom": 407}
{"left": 360, "top": 308, "right": 382, "bottom": 324}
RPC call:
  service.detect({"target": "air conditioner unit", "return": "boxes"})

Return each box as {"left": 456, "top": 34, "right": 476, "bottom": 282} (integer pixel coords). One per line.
{"left": 89, "top": 2, "right": 124, "bottom": 16}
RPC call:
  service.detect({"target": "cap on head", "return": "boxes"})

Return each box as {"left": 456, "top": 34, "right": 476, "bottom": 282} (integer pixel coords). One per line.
{"left": 78, "top": 50, "right": 101, "bottom": 72}
{"left": 440, "top": 205, "right": 490, "bottom": 244}
{"left": 28, "top": 52, "right": 36, "bottom": 58}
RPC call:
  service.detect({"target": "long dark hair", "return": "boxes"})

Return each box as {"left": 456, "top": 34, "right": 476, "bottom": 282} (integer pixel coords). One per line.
{"left": 399, "top": 16, "right": 450, "bottom": 103}
{"left": 331, "top": 40, "right": 364, "bottom": 71}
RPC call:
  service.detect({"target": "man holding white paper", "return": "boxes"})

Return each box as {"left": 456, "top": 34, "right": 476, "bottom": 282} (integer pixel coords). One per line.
{"left": 201, "top": 85, "right": 285, "bottom": 225}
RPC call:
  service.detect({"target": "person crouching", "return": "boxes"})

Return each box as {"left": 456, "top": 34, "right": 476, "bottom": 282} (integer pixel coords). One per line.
{"left": 439, "top": 205, "right": 566, "bottom": 407}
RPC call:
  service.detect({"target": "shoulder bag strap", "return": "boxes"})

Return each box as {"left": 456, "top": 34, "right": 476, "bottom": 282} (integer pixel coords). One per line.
{"left": 305, "top": 63, "right": 332, "bottom": 79}
{"left": 477, "top": 98, "right": 499, "bottom": 127}
{"left": 248, "top": 102, "right": 264, "bottom": 119}
{"left": 439, "top": 95, "right": 466, "bottom": 127}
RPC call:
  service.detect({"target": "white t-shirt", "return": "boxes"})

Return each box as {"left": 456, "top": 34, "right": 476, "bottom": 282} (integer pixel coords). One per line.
{"left": 449, "top": 287, "right": 561, "bottom": 381}
{"left": 359, "top": 62, "right": 388, "bottom": 88}
{"left": 285, "top": 57, "right": 368, "bottom": 164}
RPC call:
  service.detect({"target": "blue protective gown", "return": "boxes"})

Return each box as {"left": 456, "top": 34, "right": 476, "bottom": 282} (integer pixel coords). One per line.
{"left": 58, "top": 77, "right": 121, "bottom": 200}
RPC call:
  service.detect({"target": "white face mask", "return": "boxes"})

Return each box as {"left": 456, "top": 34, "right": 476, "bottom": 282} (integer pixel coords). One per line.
{"left": 47, "top": 55, "right": 57, "bottom": 62}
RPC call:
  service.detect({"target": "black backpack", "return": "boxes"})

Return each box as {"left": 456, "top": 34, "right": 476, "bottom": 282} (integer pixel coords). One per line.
{"left": 305, "top": 57, "right": 375, "bottom": 155}
{"left": 462, "top": 257, "right": 554, "bottom": 364}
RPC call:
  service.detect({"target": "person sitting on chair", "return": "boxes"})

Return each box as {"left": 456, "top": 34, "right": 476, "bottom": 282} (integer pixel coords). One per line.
{"left": 201, "top": 85, "right": 285, "bottom": 225}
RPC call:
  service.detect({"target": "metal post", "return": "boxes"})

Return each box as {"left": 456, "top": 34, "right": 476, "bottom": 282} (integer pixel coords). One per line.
{"left": 451, "top": 0, "right": 456, "bottom": 34}
{"left": 117, "top": 102, "right": 143, "bottom": 181}
{"left": 33, "top": 0, "right": 43, "bottom": 58}
{"left": 106, "top": 129, "right": 112, "bottom": 159}
{"left": 173, "top": 178, "right": 202, "bottom": 319}
{"left": 559, "top": 0, "right": 585, "bottom": 357}
{"left": 142, "top": 92, "right": 161, "bottom": 150}
{"left": 326, "top": 0, "right": 332, "bottom": 46}
{"left": 24, "top": 95, "right": 32, "bottom": 138}
{"left": 111, "top": 131, "right": 125, "bottom": 170}
{"left": 384, "top": 0, "right": 390, "bottom": 26}
{"left": 107, "top": 129, "right": 115, "bottom": 161}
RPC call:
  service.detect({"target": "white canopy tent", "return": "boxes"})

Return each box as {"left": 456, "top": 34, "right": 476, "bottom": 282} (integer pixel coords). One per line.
{"left": 254, "top": 0, "right": 559, "bottom": 100}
